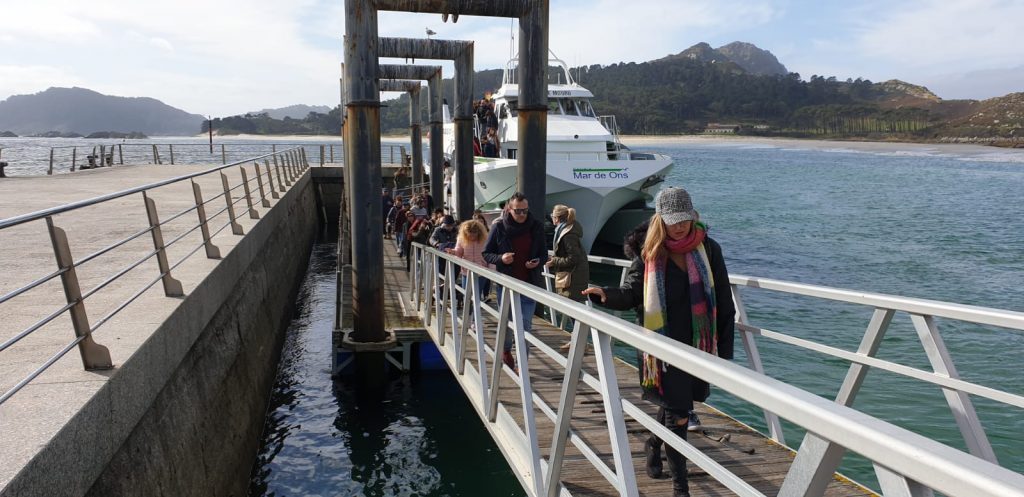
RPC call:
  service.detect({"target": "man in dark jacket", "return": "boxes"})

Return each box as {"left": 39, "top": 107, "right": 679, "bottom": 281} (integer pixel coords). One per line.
{"left": 482, "top": 192, "right": 547, "bottom": 370}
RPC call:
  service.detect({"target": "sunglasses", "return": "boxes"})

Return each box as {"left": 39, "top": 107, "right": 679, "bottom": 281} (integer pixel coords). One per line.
{"left": 511, "top": 208, "right": 528, "bottom": 215}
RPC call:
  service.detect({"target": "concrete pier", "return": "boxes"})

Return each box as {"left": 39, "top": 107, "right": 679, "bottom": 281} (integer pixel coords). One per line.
{"left": 0, "top": 163, "right": 325, "bottom": 496}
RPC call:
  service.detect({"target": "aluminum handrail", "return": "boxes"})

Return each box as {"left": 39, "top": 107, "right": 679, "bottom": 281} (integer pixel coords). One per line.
{"left": 574, "top": 253, "right": 1024, "bottom": 331}
{"left": 0, "top": 149, "right": 289, "bottom": 230}
{"left": 410, "top": 243, "right": 1024, "bottom": 497}
{"left": 0, "top": 147, "right": 310, "bottom": 406}
{"left": 566, "top": 252, "right": 1024, "bottom": 459}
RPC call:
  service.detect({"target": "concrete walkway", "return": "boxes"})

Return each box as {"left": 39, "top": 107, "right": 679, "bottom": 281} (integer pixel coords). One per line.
{"left": 0, "top": 163, "right": 303, "bottom": 491}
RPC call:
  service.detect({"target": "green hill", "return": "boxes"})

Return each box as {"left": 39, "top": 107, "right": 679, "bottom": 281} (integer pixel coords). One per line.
{"left": 208, "top": 42, "right": 1023, "bottom": 142}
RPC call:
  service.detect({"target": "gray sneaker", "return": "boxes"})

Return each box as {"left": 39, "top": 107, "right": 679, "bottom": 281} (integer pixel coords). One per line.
{"left": 687, "top": 410, "right": 701, "bottom": 432}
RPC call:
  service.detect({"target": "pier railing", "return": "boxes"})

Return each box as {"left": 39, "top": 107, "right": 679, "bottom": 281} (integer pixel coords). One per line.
{"left": 0, "top": 141, "right": 411, "bottom": 176}
{"left": 409, "top": 243, "right": 1024, "bottom": 497}
{"left": 0, "top": 147, "right": 311, "bottom": 405}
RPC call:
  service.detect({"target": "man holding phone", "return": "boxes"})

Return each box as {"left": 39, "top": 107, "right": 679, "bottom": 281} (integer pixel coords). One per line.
{"left": 482, "top": 192, "right": 547, "bottom": 371}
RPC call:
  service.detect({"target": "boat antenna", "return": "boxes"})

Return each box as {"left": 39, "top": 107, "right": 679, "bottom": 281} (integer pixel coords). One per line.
{"left": 509, "top": 19, "right": 514, "bottom": 64}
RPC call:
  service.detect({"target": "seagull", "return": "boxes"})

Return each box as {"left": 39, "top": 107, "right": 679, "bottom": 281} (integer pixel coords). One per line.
{"left": 425, "top": 27, "right": 436, "bottom": 39}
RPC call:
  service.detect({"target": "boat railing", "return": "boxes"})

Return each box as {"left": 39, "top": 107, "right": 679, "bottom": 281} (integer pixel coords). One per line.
{"left": 0, "top": 147, "right": 311, "bottom": 406}
{"left": 408, "top": 242, "right": 1024, "bottom": 496}
{"left": 599, "top": 115, "right": 624, "bottom": 149}
{"left": 544, "top": 150, "right": 661, "bottom": 162}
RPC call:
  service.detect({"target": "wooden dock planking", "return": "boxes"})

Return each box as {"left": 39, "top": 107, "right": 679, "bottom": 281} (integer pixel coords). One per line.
{"left": 380, "top": 241, "right": 875, "bottom": 497}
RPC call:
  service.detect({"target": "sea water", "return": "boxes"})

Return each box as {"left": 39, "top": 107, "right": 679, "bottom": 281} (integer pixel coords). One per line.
{"left": 617, "top": 138, "right": 1024, "bottom": 488}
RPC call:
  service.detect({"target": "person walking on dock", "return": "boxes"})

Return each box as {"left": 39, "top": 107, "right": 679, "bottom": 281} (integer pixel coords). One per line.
{"left": 545, "top": 204, "right": 589, "bottom": 349}
{"left": 582, "top": 186, "right": 735, "bottom": 497}
{"left": 382, "top": 189, "right": 394, "bottom": 236}
{"left": 448, "top": 219, "right": 492, "bottom": 308}
{"left": 483, "top": 192, "right": 547, "bottom": 371}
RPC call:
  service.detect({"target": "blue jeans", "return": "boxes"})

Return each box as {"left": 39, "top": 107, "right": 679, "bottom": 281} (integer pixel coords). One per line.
{"left": 495, "top": 284, "right": 536, "bottom": 352}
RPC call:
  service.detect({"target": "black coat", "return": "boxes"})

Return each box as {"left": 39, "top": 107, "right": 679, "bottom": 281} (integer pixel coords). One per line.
{"left": 599, "top": 235, "right": 735, "bottom": 410}
{"left": 482, "top": 213, "right": 548, "bottom": 287}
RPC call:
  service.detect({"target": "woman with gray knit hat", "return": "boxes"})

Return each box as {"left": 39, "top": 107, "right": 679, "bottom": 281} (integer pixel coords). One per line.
{"left": 582, "top": 186, "right": 735, "bottom": 497}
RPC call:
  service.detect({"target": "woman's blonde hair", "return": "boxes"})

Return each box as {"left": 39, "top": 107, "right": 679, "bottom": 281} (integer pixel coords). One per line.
{"left": 458, "top": 220, "right": 487, "bottom": 245}
{"left": 551, "top": 204, "right": 576, "bottom": 224}
{"left": 641, "top": 211, "right": 699, "bottom": 261}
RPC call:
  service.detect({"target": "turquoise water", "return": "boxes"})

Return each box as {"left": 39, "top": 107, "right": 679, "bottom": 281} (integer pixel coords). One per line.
{"left": 611, "top": 140, "right": 1024, "bottom": 488}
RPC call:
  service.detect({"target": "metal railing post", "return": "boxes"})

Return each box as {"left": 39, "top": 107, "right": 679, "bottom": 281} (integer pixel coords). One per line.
{"left": 592, "top": 329, "right": 639, "bottom": 497}
{"left": 275, "top": 158, "right": 287, "bottom": 189}
{"left": 254, "top": 162, "right": 271, "bottom": 207}
{"left": 423, "top": 250, "right": 435, "bottom": 328}
{"left": 72, "top": 147, "right": 77, "bottom": 172}
{"left": 911, "top": 314, "right": 997, "bottom": 462}
{"left": 118, "top": 144, "right": 123, "bottom": 164}
{"left": 265, "top": 159, "right": 280, "bottom": 198}
{"left": 284, "top": 154, "right": 294, "bottom": 185}
{"left": 45, "top": 217, "right": 113, "bottom": 370}
{"left": 100, "top": 145, "right": 106, "bottom": 167}
{"left": 220, "top": 144, "right": 226, "bottom": 164}
{"left": 142, "top": 192, "right": 185, "bottom": 297}
{"left": 780, "top": 308, "right": 895, "bottom": 496}
{"left": 545, "top": 321, "right": 591, "bottom": 497}
{"left": 487, "top": 288, "right": 513, "bottom": 422}
{"left": 320, "top": 144, "right": 325, "bottom": 166}
{"left": 169, "top": 144, "right": 175, "bottom": 165}
{"left": 330, "top": 144, "right": 335, "bottom": 163}
{"left": 191, "top": 181, "right": 221, "bottom": 259}
{"left": 48, "top": 148, "right": 54, "bottom": 175}
{"left": 732, "top": 286, "right": 785, "bottom": 443}
{"left": 221, "top": 172, "right": 244, "bottom": 235}
{"left": 151, "top": 144, "right": 158, "bottom": 164}
{"left": 469, "top": 272, "right": 490, "bottom": 407}
{"left": 239, "top": 166, "right": 259, "bottom": 219}
{"left": 507, "top": 288, "right": 545, "bottom": 496}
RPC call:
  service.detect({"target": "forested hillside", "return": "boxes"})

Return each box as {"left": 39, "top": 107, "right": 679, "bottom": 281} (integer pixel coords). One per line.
{"left": 206, "top": 43, "right": 1022, "bottom": 142}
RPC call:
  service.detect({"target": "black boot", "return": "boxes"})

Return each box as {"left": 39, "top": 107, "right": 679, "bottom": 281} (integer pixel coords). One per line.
{"left": 665, "top": 427, "right": 689, "bottom": 497}
{"left": 644, "top": 437, "right": 663, "bottom": 478}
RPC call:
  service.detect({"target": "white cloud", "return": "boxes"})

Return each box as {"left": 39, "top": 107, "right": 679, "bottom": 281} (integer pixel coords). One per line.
{"left": 0, "top": 65, "right": 82, "bottom": 100}
{"left": 852, "top": 0, "right": 1024, "bottom": 71}
{"left": 150, "top": 37, "right": 174, "bottom": 52}
{"left": 1, "top": 1, "right": 101, "bottom": 41}
{"left": 378, "top": 0, "right": 781, "bottom": 70}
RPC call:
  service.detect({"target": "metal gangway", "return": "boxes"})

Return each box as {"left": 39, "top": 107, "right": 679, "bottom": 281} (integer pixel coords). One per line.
{"left": 403, "top": 242, "right": 1024, "bottom": 497}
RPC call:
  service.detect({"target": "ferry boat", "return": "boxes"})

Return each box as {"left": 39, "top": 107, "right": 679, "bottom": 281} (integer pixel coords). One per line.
{"left": 442, "top": 56, "right": 674, "bottom": 252}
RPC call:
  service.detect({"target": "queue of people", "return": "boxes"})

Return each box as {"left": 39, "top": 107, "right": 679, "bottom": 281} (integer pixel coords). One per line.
{"left": 387, "top": 186, "right": 733, "bottom": 497}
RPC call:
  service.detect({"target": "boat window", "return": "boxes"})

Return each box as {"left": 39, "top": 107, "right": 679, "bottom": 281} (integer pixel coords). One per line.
{"left": 562, "top": 98, "right": 577, "bottom": 115}
{"left": 547, "top": 99, "right": 562, "bottom": 114}
{"left": 507, "top": 100, "right": 518, "bottom": 117}
{"left": 577, "top": 100, "right": 595, "bottom": 117}
{"left": 498, "top": 104, "right": 508, "bottom": 119}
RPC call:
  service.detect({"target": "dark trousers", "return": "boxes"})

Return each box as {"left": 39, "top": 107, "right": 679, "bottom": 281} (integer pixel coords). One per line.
{"left": 650, "top": 407, "right": 689, "bottom": 493}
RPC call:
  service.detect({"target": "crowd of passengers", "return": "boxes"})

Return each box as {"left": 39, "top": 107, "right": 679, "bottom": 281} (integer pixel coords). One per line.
{"left": 380, "top": 183, "right": 734, "bottom": 497}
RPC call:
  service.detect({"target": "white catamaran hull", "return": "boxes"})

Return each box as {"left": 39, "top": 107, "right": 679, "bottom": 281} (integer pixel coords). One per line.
{"left": 470, "top": 155, "right": 673, "bottom": 251}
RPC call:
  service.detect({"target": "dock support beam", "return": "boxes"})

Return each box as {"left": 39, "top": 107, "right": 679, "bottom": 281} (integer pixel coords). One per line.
{"left": 344, "top": 0, "right": 388, "bottom": 389}
{"left": 376, "top": 1, "right": 549, "bottom": 214}
{"left": 378, "top": 64, "right": 445, "bottom": 199}
{"left": 378, "top": 79, "right": 425, "bottom": 194}
{"left": 516, "top": 1, "right": 549, "bottom": 212}
{"left": 378, "top": 37, "right": 474, "bottom": 219}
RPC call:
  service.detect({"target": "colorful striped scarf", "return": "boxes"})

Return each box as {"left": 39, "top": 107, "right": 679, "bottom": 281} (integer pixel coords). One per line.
{"left": 641, "top": 222, "right": 717, "bottom": 393}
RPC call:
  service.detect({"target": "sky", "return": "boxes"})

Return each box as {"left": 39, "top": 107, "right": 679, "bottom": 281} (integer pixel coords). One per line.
{"left": 1, "top": 0, "right": 1022, "bottom": 116}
